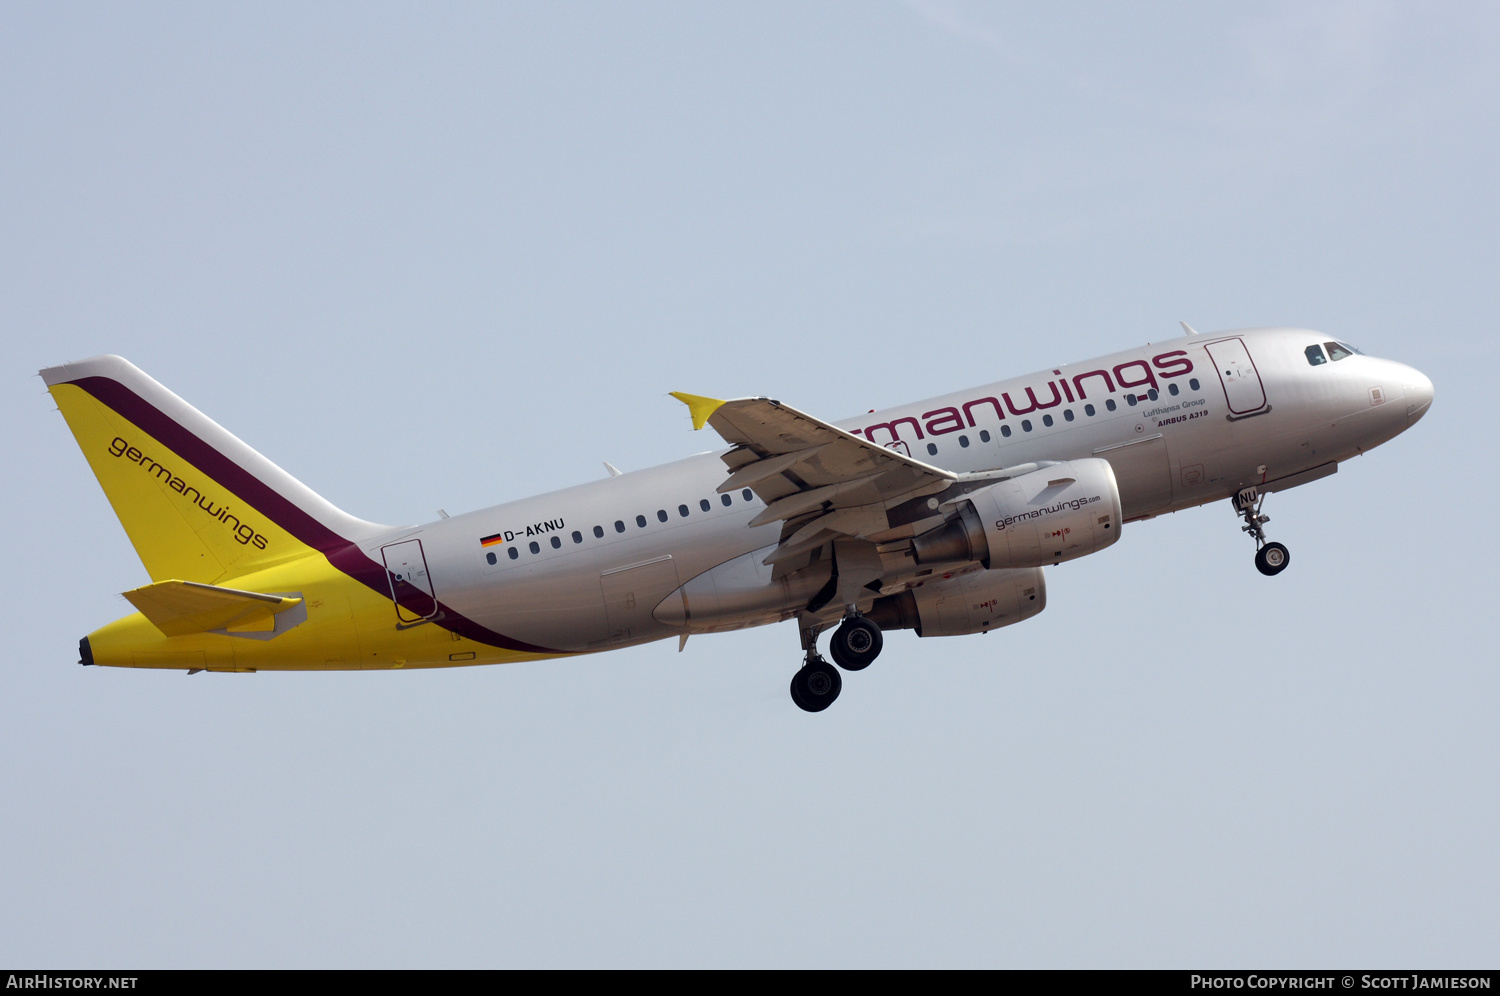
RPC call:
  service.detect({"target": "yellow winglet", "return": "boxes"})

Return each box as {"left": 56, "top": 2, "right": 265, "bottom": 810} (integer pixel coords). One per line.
{"left": 670, "top": 392, "right": 727, "bottom": 431}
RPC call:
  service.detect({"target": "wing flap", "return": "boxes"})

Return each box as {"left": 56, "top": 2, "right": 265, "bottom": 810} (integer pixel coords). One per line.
{"left": 716, "top": 444, "right": 832, "bottom": 494}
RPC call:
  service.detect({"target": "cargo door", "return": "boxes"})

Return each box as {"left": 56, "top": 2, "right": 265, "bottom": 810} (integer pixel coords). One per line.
{"left": 381, "top": 539, "right": 439, "bottom": 624}
{"left": 1204, "top": 337, "right": 1268, "bottom": 416}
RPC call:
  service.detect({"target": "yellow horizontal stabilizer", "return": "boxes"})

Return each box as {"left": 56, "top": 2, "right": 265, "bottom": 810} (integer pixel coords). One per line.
{"left": 669, "top": 392, "right": 727, "bottom": 431}
{"left": 122, "top": 580, "right": 302, "bottom": 637}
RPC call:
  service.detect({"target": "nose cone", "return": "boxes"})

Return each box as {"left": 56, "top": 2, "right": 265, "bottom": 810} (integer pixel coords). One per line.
{"left": 1404, "top": 368, "right": 1434, "bottom": 424}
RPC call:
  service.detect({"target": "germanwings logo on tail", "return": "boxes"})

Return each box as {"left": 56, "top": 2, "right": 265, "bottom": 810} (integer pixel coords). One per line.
{"left": 107, "top": 436, "right": 269, "bottom": 549}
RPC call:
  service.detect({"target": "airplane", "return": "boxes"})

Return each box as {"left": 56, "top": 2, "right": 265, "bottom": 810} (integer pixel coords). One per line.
{"left": 42, "top": 325, "right": 1433, "bottom": 711}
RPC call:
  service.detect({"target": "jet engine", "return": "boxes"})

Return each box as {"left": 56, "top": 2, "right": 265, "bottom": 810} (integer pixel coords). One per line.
{"left": 865, "top": 567, "right": 1045, "bottom": 637}
{"left": 911, "top": 458, "right": 1122, "bottom": 569}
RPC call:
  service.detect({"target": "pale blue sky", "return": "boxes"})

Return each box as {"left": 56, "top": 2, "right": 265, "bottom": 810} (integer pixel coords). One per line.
{"left": 2, "top": 2, "right": 1496, "bottom": 967}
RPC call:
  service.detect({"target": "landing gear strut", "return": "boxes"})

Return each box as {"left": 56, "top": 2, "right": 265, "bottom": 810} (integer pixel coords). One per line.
{"left": 1234, "top": 486, "right": 1290, "bottom": 576}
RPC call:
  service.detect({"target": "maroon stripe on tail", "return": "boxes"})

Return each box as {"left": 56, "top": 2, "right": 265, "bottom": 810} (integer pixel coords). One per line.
{"left": 71, "top": 376, "right": 564, "bottom": 656}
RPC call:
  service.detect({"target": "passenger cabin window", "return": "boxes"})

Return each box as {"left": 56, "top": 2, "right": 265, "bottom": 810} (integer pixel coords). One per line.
{"left": 959, "top": 435, "right": 970, "bottom": 447}
{"left": 572, "top": 530, "right": 582, "bottom": 544}
{"left": 1168, "top": 383, "right": 1179, "bottom": 396}
{"left": 1042, "top": 414, "right": 1053, "bottom": 427}
{"left": 528, "top": 541, "right": 540, "bottom": 554}
{"left": 1106, "top": 399, "right": 1117, "bottom": 411}
{"left": 614, "top": 520, "right": 625, "bottom": 533}
{"left": 594, "top": 525, "right": 604, "bottom": 538}
{"left": 1000, "top": 425, "right": 1011, "bottom": 437}
{"left": 1325, "top": 342, "right": 1354, "bottom": 361}
{"left": 1085, "top": 404, "right": 1096, "bottom": 416}
{"left": 721, "top": 494, "right": 732, "bottom": 507}
{"left": 926, "top": 442, "right": 938, "bottom": 455}
{"left": 678, "top": 504, "right": 689, "bottom": 518}
{"left": 508, "top": 547, "right": 519, "bottom": 560}
{"left": 1306, "top": 344, "right": 1328, "bottom": 365}
{"left": 550, "top": 535, "right": 561, "bottom": 549}
{"left": 979, "top": 430, "right": 991, "bottom": 442}
{"left": 699, "top": 498, "right": 711, "bottom": 512}
{"left": 1021, "top": 419, "right": 1033, "bottom": 432}
{"left": 1064, "top": 409, "right": 1074, "bottom": 422}
{"left": 486, "top": 552, "right": 497, "bottom": 565}
{"left": 1189, "top": 378, "right": 1200, "bottom": 391}
{"left": 636, "top": 515, "right": 648, "bottom": 528}
{"left": 656, "top": 509, "right": 668, "bottom": 523}
{"left": 742, "top": 489, "right": 753, "bottom": 501}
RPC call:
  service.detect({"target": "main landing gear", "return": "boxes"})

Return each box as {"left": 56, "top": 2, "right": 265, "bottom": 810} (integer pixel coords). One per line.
{"left": 790, "top": 613, "right": 885, "bottom": 712}
{"left": 828, "top": 615, "right": 882, "bottom": 671}
{"left": 789, "top": 655, "right": 842, "bottom": 713}
{"left": 1234, "top": 486, "right": 1290, "bottom": 577}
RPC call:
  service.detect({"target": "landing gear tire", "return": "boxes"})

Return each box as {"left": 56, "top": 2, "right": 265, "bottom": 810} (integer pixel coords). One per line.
{"left": 790, "top": 657, "right": 843, "bottom": 712}
{"left": 1255, "top": 541, "right": 1290, "bottom": 576}
{"left": 829, "top": 617, "right": 883, "bottom": 671}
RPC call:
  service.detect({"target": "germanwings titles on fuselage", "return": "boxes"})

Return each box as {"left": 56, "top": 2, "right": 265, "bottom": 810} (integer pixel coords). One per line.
{"left": 43, "top": 326, "right": 1432, "bottom": 711}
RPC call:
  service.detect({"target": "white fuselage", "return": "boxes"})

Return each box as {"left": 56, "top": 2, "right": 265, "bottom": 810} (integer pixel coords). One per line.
{"left": 362, "top": 328, "right": 1432, "bottom": 654}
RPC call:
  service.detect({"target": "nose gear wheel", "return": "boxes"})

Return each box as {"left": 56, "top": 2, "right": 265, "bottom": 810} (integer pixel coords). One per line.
{"left": 1255, "top": 541, "right": 1290, "bottom": 576}
{"left": 1234, "top": 487, "right": 1290, "bottom": 576}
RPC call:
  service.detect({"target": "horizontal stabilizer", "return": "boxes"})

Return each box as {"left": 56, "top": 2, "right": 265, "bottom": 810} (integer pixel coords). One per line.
{"left": 122, "top": 579, "right": 303, "bottom": 637}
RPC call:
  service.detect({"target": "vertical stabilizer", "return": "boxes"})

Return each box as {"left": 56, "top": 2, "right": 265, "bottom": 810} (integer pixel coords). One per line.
{"left": 42, "top": 355, "right": 389, "bottom": 584}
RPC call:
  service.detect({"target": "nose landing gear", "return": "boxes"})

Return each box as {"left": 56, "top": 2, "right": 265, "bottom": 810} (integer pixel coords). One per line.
{"left": 1234, "top": 486, "right": 1290, "bottom": 576}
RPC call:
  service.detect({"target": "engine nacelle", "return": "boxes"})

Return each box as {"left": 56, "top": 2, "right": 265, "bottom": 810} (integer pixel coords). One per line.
{"left": 866, "top": 567, "right": 1046, "bottom": 637}
{"left": 911, "top": 458, "right": 1123, "bottom": 569}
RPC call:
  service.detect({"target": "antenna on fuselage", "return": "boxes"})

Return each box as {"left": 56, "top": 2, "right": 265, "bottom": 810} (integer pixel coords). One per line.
{"left": 1180, "top": 321, "right": 1200, "bottom": 335}
{"left": 604, "top": 461, "right": 623, "bottom": 477}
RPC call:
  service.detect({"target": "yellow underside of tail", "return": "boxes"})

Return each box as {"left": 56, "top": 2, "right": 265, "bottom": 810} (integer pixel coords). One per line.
{"left": 52, "top": 381, "right": 557, "bottom": 671}
{"left": 89, "top": 553, "right": 549, "bottom": 671}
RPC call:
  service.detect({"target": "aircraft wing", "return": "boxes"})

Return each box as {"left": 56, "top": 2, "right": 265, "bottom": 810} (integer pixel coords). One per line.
{"left": 672, "top": 393, "right": 959, "bottom": 569}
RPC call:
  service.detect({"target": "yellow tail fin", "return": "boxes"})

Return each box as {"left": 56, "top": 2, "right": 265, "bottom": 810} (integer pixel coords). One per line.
{"left": 42, "top": 356, "right": 386, "bottom": 584}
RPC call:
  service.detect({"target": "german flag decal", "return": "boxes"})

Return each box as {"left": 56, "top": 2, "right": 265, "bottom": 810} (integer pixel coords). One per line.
{"left": 480, "top": 533, "right": 505, "bottom": 547}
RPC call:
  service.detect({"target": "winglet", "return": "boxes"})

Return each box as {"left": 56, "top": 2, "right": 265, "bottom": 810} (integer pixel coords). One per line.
{"left": 670, "top": 392, "right": 727, "bottom": 431}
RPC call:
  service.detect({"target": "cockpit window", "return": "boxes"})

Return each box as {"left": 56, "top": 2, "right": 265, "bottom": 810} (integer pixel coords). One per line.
{"left": 1325, "top": 341, "right": 1354, "bottom": 361}
{"left": 1305, "top": 344, "right": 1327, "bottom": 366}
